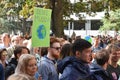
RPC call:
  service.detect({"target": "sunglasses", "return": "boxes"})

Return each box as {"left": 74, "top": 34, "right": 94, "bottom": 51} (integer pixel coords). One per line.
{"left": 51, "top": 47, "right": 61, "bottom": 50}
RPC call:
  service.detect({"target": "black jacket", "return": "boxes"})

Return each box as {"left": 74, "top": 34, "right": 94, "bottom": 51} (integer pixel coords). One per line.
{"left": 0, "top": 64, "right": 4, "bottom": 80}
{"left": 5, "top": 58, "right": 18, "bottom": 80}
{"left": 90, "top": 63, "right": 112, "bottom": 80}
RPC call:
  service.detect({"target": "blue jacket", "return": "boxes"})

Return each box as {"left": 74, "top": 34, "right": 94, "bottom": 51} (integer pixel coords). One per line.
{"left": 90, "top": 63, "right": 111, "bottom": 80}
{"left": 57, "top": 56, "right": 92, "bottom": 80}
{"left": 0, "top": 64, "right": 4, "bottom": 80}
{"left": 38, "top": 56, "right": 59, "bottom": 80}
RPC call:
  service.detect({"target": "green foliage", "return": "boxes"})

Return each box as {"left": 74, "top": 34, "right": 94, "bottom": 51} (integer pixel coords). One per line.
{"left": 91, "top": 1, "right": 104, "bottom": 12}
{"left": 74, "top": 2, "right": 86, "bottom": 13}
{"left": 100, "top": 9, "right": 120, "bottom": 33}
{"left": 62, "top": 0, "right": 71, "bottom": 17}
{"left": 0, "top": 18, "right": 16, "bottom": 33}
{"left": 0, "top": 0, "right": 120, "bottom": 36}
{"left": 109, "top": 0, "right": 120, "bottom": 11}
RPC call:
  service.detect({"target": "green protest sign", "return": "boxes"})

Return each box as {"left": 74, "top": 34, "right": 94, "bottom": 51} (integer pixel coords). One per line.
{"left": 32, "top": 7, "right": 52, "bottom": 47}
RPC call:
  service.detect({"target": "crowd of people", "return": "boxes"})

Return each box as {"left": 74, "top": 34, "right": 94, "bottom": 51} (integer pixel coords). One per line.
{"left": 0, "top": 32, "right": 120, "bottom": 80}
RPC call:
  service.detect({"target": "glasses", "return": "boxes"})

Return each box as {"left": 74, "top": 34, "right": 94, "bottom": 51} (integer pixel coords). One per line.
{"left": 51, "top": 47, "right": 61, "bottom": 50}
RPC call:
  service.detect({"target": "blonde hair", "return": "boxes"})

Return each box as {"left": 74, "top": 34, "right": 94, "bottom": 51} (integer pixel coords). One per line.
{"left": 8, "top": 74, "right": 30, "bottom": 80}
{"left": 15, "top": 54, "right": 36, "bottom": 74}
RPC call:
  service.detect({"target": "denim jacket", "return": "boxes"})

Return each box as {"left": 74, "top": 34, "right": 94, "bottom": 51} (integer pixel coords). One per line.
{"left": 38, "top": 56, "right": 59, "bottom": 80}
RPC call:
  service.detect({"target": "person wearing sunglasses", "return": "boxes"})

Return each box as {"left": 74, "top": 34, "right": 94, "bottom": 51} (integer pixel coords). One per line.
{"left": 38, "top": 37, "right": 60, "bottom": 80}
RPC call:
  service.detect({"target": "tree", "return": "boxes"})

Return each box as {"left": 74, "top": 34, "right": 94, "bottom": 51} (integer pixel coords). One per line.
{"left": 49, "top": 0, "right": 105, "bottom": 37}
{"left": 100, "top": 9, "right": 120, "bottom": 35}
{"left": 0, "top": 0, "right": 22, "bottom": 34}
{"left": 0, "top": 0, "right": 120, "bottom": 37}
{"left": 51, "top": 0, "right": 64, "bottom": 37}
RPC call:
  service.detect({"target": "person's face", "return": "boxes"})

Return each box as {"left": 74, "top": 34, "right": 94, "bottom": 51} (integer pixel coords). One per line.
{"left": 110, "top": 50, "right": 120, "bottom": 63}
{"left": 13, "top": 38, "right": 19, "bottom": 45}
{"left": 3, "top": 35, "right": 10, "bottom": 43}
{"left": 19, "top": 37, "right": 24, "bottom": 44}
{"left": 79, "top": 48, "right": 92, "bottom": 63}
{"left": 17, "top": 48, "right": 29, "bottom": 59}
{"left": 1, "top": 51, "right": 7, "bottom": 60}
{"left": 50, "top": 42, "right": 61, "bottom": 59}
{"left": 26, "top": 58, "right": 37, "bottom": 76}
{"left": 33, "top": 47, "right": 39, "bottom": 54}
{"left": 22, "top": 48, "right": 29, "bottom": 54}
{"left": 94, "top": 38, "right": 100, "bottom": 45}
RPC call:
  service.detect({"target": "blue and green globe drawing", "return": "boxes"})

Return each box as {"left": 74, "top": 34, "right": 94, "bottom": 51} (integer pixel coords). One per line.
{"left": 37, "top": 24, "right": 46, "bottom": 39}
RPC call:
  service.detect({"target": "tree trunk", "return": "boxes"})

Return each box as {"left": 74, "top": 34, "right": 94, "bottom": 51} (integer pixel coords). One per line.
{"left": 51, "top": 0, "right": 64, "bottom": 37}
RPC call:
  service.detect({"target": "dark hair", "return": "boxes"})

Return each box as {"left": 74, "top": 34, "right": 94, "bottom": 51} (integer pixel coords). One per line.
{"left": 0, "top": 48, "right": 7, "bottom": 59}
{"left": 72, "top": 39, "right": 92, "bottom": 55}
{"left": 41, "top": 47, "right": 48, "bottom": 56}
{"left": 95, "top": 49, "right": 109, "bottom": 66}
{"left": 60, "top": 44, "right": 72, "bottom": 59}
{"left": 50, "top": 32, "right": 55, "bottom": 37}
{"left": 14, "top": 46, "right": 30, "bottom": 59}
{"left": 14, "top": 46, "right": 23, "bottom": 59}
{"left": 21, "top": 46, "right": 30, "bottom": 54}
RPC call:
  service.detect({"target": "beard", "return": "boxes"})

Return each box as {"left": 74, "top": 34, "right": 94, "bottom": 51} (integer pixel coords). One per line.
{"left": 51, "top": 52, "right": 60, "bottom": 59}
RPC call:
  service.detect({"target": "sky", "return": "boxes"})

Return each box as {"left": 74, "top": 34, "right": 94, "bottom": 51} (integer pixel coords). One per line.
{"left": 70, "top": 0, "right": 79, "bottom": 3}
